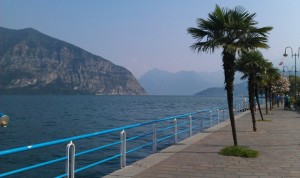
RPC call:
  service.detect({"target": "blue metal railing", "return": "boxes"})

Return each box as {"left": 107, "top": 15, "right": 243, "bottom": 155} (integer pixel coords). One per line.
{"left": 0, "top": 102, "right": 251, "bottom": 177}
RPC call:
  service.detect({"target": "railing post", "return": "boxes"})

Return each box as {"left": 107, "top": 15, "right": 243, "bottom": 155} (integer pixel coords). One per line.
{"left": 228, "top": 109, "right": 230, "bottom": 118}
{"left": 227, "top": 109, "right": 229, "bottom": 119}
{"left": 66, "top": 141, "right": 75, "bottom": 178}
{"left": 152, "top": 123, "right": 157, "bottom": 153}
{"left": 189, "top": 115, "right": 192, "bottom": 137}
{"left": 200, "top": 115, "right": 203, "bottom": 131}
{"left": 120, "top": 130, "right": 126, "bottom": 168}
{"left": 222, "top": 109, "right": 225, "bottom": 121}
{"left": 210, "top": 110, "right": 212, "bottom": 127}
{"left": 234, "top": 105, "right": 237, "bottom": 115}
{"left": 217, "top": 109, "right": 219, "bottom": 124}
{"left": 174, "top": 118, "right": 177, "bottom": 144}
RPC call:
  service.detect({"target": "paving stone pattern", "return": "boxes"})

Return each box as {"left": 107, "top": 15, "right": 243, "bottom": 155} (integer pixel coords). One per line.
{"left": 105, "top": 107, "right": 300, "bottom": 178}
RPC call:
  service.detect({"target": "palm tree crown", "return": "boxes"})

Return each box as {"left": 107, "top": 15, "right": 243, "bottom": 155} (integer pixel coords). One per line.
{"left": 188, "top": 5, "right": 273, "bottom": 55}
{"left": 236, "top": 51, "right": 265, "bottom": 79}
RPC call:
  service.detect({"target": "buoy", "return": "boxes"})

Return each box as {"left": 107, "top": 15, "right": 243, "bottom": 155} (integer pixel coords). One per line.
{"left": 0, "top": 115, "right": 9, "bottom": 127}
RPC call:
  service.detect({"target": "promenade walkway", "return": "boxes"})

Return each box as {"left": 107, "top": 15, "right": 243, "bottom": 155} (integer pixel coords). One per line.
{"left": 104, "top": 107, "right": 300, "bottom": 178}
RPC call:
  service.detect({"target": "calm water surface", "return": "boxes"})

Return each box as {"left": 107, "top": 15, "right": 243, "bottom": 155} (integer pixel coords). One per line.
{"left": 0, "top": 95, "right": 241, "bottom": 177}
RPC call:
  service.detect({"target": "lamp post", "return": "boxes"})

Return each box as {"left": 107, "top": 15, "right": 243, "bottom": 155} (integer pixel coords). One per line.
{"left": 283, "top": 47, "right": 300, "bottom": 101}
{"left": 282, "top": 66, "right": 289, "bottom": 76}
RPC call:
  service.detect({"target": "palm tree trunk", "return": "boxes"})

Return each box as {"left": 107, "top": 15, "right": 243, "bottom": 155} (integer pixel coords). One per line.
{"left": 222, "top": 51, "right": 238, "bottom": 146}
{"left": 272, "top": 93, "right": 275, "bottom": 107}
{"left": 248, "top": 76, "right": 257, "bottom": 131}
{"left": 255, "top": 84, "right": 264, "bottom": 121}
{"left": 269, "top": 86, "right": 272, "bottom": 111}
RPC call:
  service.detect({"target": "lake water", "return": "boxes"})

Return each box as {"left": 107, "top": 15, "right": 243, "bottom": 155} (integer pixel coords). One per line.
{"left": 0, "top": 95, "right": 243, "bottom": 177}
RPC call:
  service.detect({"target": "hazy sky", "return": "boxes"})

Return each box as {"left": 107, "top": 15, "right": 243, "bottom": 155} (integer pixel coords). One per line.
{"left": 2, "top": 0, "right": 300, "bottom": 78}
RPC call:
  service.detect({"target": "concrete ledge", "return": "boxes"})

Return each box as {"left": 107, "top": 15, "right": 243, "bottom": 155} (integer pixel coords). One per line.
{"left": 103, "top": 110, "right": 250, "bottom": 178}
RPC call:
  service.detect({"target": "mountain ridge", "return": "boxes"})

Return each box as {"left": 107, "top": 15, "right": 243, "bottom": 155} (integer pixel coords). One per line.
{"left": 0, "top": 27, "right": 146, "bottom": 95}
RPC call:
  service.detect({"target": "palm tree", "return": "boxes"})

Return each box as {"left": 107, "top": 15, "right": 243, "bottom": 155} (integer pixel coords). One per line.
{"left": 187, "top": 5, "right": 272, "bottom": 145}
{"left": 236, "top": 50, "right": 265, "bottom": 131}
{"left": 251, "top": 58, "right": 273, "bottom": 121}
{"left": 254, "top": 59, "right": 273, "bottom": 121}
{"left": 260, "top": 62, "right": 280, "bottom": 114}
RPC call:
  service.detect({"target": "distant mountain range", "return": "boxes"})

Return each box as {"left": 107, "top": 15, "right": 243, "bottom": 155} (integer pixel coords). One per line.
{"left": 0, "top": 27, "right": 146, "bottom": 95}
{"left": 139, "top": 69, "right": 244, "bottom": 95}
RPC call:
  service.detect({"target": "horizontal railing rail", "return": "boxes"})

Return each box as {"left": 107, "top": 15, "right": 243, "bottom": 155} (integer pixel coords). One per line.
{"left": 0, "top": 100, "right": 256, "bottom": 177}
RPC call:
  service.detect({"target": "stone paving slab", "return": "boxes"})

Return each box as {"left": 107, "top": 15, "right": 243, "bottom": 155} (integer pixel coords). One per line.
{"left": 104, "top": 107, "right": 300, "bottom": 178}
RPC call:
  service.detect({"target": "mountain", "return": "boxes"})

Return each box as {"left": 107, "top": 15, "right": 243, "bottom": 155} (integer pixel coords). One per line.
{"left": 139, "top": 69, "right": 243, "bottom": 95}
{"left": 195, "top": 82, "right": 248, "bottom": 97}
{"left": 0, "top": 27, "right": 146, "bottom": 95}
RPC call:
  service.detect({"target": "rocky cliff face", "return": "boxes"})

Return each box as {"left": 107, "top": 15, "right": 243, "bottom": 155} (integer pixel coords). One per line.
{"left": 0, "top": 27, "right": 146, "bottom": 95}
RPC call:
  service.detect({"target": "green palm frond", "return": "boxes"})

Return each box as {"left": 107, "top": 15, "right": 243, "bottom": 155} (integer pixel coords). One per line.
{"left": 187, "top": 4, "right": 273, "bottom": 56}
{"left": 236, "top": 50, "right": 266, "bottom": 78}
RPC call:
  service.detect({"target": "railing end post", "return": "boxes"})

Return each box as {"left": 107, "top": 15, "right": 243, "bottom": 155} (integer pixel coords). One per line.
{"left": 120, "top": 130, "right": 127, "bottom": 168}
{"left": 66, "top": 141, "right": 75, "bottom": 178}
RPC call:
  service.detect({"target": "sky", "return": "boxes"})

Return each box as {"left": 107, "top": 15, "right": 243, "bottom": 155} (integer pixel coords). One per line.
{"left": 1, "top": 0, "right": 300, "bottom": 78}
